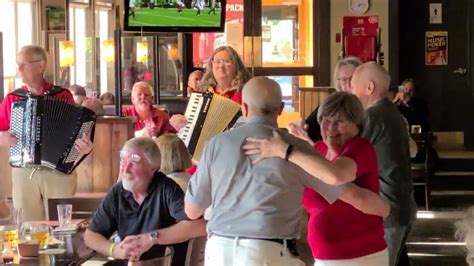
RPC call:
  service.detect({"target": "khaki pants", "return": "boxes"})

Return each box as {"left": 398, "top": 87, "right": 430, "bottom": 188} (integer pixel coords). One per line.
{"left": 12, "top": 167, "right": 76, "bottom": 221}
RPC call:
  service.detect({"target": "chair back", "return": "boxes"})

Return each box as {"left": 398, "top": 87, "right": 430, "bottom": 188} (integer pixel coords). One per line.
{"left": 185, "top": 236, "right": 206, "bottom": 266}
{"left": 410, "top": 132, "right": 435, "bottom": 172}
{"left": 128, "top": 247, "right": 174, "bottom": 266}
{"left": 47, "top": 197, "right": 104, "bottom": 221}
{"left": 410, "top": 132, "right": 436, "bottom": 210}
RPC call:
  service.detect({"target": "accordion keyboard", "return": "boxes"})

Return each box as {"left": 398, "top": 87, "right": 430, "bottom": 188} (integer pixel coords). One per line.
{"left": 178, "top": 93, "right": 205, "bottom": 146}
{"left": 9, "top": 104, "right": 26, "bottom": 165}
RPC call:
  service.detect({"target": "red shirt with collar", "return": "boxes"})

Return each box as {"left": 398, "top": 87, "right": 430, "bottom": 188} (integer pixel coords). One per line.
{"left": 122, "top": 105, "right": 177, "bottom": 136}
{"left": 221, "top": 90, "right": 242, "bottom": 104}
{"left": 303, "top": 137, "right": 386, "bottom": 259}
{"left": 0, "top": 80, "right": 74, "bottom": 131}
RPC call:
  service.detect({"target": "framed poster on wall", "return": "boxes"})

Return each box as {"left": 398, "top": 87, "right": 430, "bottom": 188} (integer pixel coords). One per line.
{"left": 426, "top": 31, "right": 448, "bottom": 65}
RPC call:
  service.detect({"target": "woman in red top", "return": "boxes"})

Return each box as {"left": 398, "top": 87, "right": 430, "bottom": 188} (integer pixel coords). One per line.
{"left": 198, "top": 46, "right": 251, "bottom": 104}
{"left": 244, "top": 92, "right": 389, "bottom": 265}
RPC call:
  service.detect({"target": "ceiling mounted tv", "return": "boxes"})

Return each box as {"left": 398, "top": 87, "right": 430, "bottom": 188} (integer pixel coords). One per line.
{"left": 124, "top": 0, "right": 226, "bottom": 32}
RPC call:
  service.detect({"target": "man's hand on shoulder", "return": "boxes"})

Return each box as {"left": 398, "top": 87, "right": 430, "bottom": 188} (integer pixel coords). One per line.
{"left": 0, "top": 131, "right": 16, "bottom": 146}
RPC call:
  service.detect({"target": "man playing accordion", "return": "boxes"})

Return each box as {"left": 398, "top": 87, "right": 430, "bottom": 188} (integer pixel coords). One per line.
{"left": 0, "top": 45, "right": 93, "bottom": 221}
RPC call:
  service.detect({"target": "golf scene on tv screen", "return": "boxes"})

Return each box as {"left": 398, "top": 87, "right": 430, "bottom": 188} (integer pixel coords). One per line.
{"left": 126, "top": 0, "right": 224, "bottom": 30}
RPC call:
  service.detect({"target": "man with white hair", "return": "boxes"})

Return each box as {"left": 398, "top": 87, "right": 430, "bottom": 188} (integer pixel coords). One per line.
{"left": 184, "top": 76, "right": 356, "bottom": 265}
{"left": 85, "top": 137, "right": 206, "bottom": 262}
{"left": 0, "top": 45, "right": 92, "bottom": 221}
{"left": 123, "top": 81, "right": 187, "bottom": 138}
{"left": 350, "top": 62, "right": 417, "bottom": 266}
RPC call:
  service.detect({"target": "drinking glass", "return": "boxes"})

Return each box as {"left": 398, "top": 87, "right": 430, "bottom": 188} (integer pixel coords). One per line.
{"left": 1, "top": 225, "right": 19, "bottom": 249}
{"left": 57, "top": 204, "right": 73, "bottom": 228}
{"left": 28, "top": 224, "right": 53, "bottom": 249}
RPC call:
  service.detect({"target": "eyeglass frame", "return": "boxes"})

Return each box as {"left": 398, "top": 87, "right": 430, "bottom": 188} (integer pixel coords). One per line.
{"left": 211, "top": 59, "right": 233, "bottom": 66}
{"left": 119, "top": 150, "right": 143, "bottom": 164}
{"left": 16, "top": 59, "right": 44, "bottom": 69}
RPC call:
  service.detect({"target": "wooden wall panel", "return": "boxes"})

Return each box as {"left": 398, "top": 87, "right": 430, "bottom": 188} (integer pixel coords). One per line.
{"left": 298, "top": 87, "right": 335, "bottom": 119}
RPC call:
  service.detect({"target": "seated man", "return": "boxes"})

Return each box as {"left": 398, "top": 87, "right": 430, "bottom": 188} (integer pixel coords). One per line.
{"left": 82, "top": 98, "right": 104, "bottom": 115}
{"left": 68, "top": 84, "right": 87, "bottom": 106}
{"left": 84, "top": 137, "right": 206, "bottom": 262}
{"left": 187, "top": 70, "right": 204, "bottom": 95}
{"left": 123, "top": 82, "right": 187, "bottom": 138}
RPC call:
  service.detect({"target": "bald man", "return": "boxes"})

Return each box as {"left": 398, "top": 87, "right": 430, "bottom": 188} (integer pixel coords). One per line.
{"left": 351, "top": 62, "right": 416, "bottom": 266}
{"left": 184, "top": 76, "right": 350, "bottom": 265}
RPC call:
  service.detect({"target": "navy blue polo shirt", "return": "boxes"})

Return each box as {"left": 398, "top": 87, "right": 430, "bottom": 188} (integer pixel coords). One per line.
{"left": 89, "top": 171, "right": 188, "bottom": 260}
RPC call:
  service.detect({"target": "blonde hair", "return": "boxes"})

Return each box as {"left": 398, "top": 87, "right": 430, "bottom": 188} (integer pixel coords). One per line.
{"left": 155, "top": 134, "right": 192, "bottom": 174}
{"left": 198, "top": 46, "right": 251, "bottom": 92}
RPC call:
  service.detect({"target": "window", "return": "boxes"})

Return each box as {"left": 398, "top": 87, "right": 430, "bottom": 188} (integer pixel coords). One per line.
{"left": 262, "top": 0, "right": 313, "bottom": 67}
{"left": 0, "top": 0, "right": 36, "bottom": 97}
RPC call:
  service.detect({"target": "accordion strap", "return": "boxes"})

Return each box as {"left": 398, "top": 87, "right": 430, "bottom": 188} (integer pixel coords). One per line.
{"left": 11, "top": 86, "right": 66, "bottom": 98}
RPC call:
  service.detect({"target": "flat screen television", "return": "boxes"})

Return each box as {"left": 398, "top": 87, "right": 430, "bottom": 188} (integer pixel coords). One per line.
{"left": 124, "top": 0, "right": 226, "bottom": 32}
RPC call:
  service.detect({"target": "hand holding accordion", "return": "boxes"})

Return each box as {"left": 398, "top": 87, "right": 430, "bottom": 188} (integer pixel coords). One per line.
{"left": 9, "top": 95, "right": 97, "bottom": 174}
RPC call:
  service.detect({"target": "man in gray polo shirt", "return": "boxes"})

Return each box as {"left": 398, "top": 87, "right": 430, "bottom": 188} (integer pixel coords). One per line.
{"left": 351, "top": 62, "right": 417, "bottom": 266}
{"left": 184, "top": 76, "right": 348, "bottom": 265}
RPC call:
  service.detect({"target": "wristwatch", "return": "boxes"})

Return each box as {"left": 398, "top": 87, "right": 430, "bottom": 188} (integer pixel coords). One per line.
{"left": 149, "top": 230, "right": 159, "bottom": 244}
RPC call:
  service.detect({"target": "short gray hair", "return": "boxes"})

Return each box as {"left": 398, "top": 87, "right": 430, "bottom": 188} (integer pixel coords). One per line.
{"left": 20, "top": 45, "right": 47, "bottom": 62}
{"left": 317, "top": 91, "right": 366, "bottom": 136}
{"left": 123, "top": 137, "right": 161, "bottom": 169}
{"left": 333, "top": 56, "right": 363, "bottom": 91}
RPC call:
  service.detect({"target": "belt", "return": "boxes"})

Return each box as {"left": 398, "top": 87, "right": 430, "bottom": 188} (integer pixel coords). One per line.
{"left": 216, "top": 235, "right": 299, "bottom": 257}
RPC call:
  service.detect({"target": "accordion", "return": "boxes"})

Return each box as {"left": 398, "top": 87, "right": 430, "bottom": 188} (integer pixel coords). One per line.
{"left": 178, "top": 92, "right": 241, "bottom": 161}
{"left": 9, "top": 94, "right": 96, "bottom": 174}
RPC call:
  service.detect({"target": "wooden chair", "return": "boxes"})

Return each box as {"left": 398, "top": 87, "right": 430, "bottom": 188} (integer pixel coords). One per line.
{"left": 47, "top": 197, "right": 104, "bottom": 221}
{"left": 185, "top": 237, "right": 206, "bottom": 266}
{"left": 410, "top": 132, "right": 436, "bottom": 210}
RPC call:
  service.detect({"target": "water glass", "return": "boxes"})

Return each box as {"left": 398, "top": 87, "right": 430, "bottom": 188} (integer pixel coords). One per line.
{"left": 57, "top": 204, "right": 72, "bottom": 228}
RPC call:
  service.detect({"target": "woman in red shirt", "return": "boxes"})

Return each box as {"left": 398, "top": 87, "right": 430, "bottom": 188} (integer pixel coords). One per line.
{"left": 244, "top": 91, "right": 389, "bottom": 265}
{"left": 198, "top": 46, "right": 251, "bottom": 104}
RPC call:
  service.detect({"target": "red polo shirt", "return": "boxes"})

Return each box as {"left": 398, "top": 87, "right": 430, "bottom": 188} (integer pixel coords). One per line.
{"left": 0, "top": 80, "right": 74, "bottom": 131}
{"left": 303, "top": 137, "right": 386, "bottom": 259}
{"left": 122, "top": 105, "right": 177, "bottom": 136}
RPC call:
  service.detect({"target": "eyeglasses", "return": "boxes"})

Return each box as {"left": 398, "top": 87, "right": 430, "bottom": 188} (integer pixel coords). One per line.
{"left": 119, "top": 150, "right": 143, "bottom": 163}
{"left": 211, "top": 59, "right": 233, "bottom": 65}
{"left": 16, "top": 59, "right": 43, "bottom": 68}
{"left": 337, "top": 76, "right": 352, "bottom": 83}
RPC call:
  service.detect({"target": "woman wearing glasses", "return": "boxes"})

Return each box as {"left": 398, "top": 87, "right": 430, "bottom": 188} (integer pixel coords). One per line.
{"left": 198, "top": 46, "right": 251, "bottom": 104}
{"left": 302, "top": 57, "right": 363, "bottom": 143}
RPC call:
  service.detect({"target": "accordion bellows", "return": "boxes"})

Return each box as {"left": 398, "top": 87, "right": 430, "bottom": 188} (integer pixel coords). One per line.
{"left": 9, "top": 96, "right": 96, "bottom": 174}
{"left": 178, "top": 92, "right": 241, "bottom": 162}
